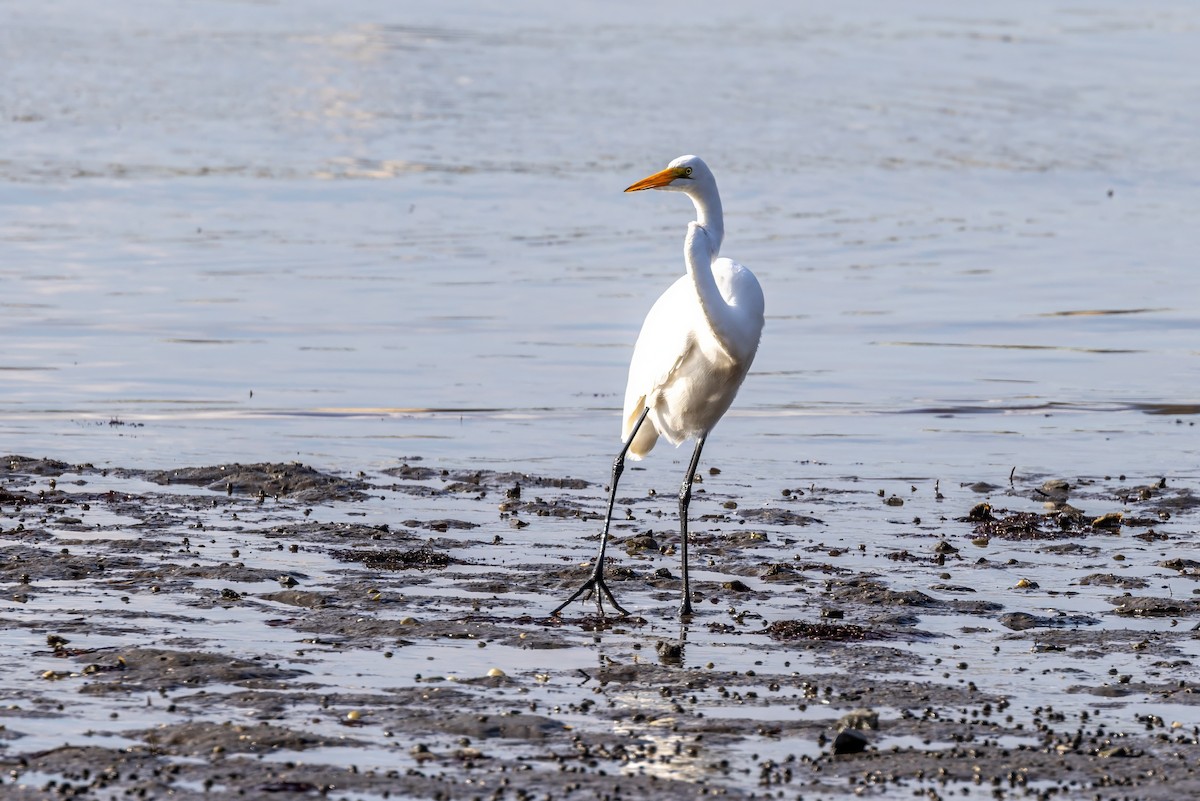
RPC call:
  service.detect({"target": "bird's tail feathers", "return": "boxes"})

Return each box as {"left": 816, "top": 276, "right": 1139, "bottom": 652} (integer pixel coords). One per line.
{"left": 624, "top": 403, "right": 659, "bottom": 460}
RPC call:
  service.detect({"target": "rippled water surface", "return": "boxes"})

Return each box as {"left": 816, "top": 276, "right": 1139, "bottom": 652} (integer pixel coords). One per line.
{"left": 3, "top": 0, "right": 1198, "bottom": 479}
{"left": 2, "top": 4, "right": 1200, "bottom": 798}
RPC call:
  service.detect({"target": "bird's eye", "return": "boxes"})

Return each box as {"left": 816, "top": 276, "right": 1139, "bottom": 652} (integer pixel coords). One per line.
{"left": 684, "top": 167, "right": 693, "bottom": 177}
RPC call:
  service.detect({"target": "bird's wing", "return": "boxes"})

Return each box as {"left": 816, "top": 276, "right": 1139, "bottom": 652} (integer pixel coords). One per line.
{"left": 622, "top": 275, "right": 697, "bottom": 454}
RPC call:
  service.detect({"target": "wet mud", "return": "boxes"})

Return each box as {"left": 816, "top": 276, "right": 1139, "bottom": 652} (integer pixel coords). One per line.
{"left": 1, "top": 455, "right": 1199, "bottom": 800}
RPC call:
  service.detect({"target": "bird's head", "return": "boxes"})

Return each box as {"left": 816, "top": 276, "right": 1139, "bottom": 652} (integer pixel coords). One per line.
{"left": 625, "top": 154, "right": 713, "bottom": 194}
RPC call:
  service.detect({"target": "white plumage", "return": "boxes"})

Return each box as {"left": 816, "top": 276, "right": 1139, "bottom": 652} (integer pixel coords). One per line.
{"left": 553, "top": 154, "right": 765, "bottom": 619}
{"left": 623, "top": 230, "right": 764, "bottom": 458}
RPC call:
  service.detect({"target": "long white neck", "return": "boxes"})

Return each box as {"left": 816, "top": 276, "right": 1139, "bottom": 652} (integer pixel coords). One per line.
{"left": 683, "top": 185, "right": 740, "bottom": 359}
{"left": 687, "top": 182, "right": 724, "bottom": 256}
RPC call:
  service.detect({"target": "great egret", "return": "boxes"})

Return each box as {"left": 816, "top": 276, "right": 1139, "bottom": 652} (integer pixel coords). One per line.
{"left": 552, "top": 155, "right": 765, "bottom": 619}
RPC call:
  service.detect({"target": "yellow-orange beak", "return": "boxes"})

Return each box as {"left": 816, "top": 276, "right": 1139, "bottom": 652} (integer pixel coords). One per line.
{"left": 625, "top": 165, "right": 687, "bottom": 192}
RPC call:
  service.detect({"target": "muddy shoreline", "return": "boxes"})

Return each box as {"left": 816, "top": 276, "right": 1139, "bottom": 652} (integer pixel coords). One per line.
{"left": 1, "top": 454, "right": 1198, "bottom": 800}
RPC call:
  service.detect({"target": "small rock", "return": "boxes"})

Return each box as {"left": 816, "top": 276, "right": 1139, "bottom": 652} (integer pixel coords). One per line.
{"left": 1035, "top": 479, "right": 1071, "bottom": 504}
{"left": 832, "top": 729, "right": 869, "bottom": 754}
{"left": 966, "top": 502, "right": 993, "bottom": 521}
{"left": 837, "top": 708, "right": 879, "bottom": 732}
{"left": 1000, "top": 612, "right": 1041, "bottom": 631}
{"left": 656, "top": 640, "right": 683, "bottom": 665}
{"left": 624, "top": 534, "right": 659, "bottom": 555}
{"left": 1098, "top": 745, "right": 1138, "bottom": 758}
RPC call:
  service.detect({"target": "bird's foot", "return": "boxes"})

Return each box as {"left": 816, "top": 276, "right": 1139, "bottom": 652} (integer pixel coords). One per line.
{"left": 678, "top": 598, "right": 695, "bottom": 619}
{"left": 551, "top": 572, "right": 629, "bottom": 618}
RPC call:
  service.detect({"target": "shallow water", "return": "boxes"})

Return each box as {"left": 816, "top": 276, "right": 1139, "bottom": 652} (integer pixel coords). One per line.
{"left": 1, "top": 456, "right": 1197, "bottom": 799}
{"left": 2, "top": 2, "right": 1199, "bottom": 798}
{"left": 2, "top": 0, "right": 1198, "bottom": 477}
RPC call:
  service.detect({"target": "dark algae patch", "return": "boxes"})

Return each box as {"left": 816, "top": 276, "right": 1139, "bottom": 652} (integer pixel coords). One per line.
{"left": 130, "top": 461, "right": 372, "bottom": 502}
{"left": 764, "top": 620, "right": 875, "bottom": 641}
{"left": 331, "top": 545, "right": 458, "bottom": 570}
{"left": 1, "top": 456, "right": 1199, "bottom": 799}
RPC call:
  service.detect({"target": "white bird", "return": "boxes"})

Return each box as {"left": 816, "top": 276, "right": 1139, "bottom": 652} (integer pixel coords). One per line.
{"left": 553, "top": 155, "right": 765, "bottom": 619}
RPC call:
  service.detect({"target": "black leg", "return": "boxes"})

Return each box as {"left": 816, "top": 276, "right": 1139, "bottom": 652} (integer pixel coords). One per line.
{"left": 678, "top": 435, "right": 706, "bottom": 618}
{"left": 551, "top": 407, "right": 649, "bottom": 617}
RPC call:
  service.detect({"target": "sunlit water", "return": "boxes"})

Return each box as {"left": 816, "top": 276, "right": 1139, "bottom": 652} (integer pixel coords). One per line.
{"left": 1, "top": 4, "right": 1199, "bottom": 794}
{"left": 1, "top": 0, "right": 1196, "bottom": 484}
